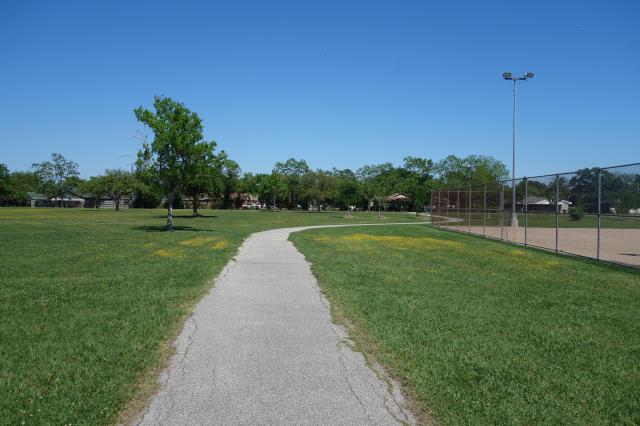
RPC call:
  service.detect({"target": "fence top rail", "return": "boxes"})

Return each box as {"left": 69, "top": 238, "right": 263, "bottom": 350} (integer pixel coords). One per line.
{"left": 433, "top": 161, "right": 640, "bottom": 192}
{"left": 601, "top": 161, "right": 640, "bottom": 171}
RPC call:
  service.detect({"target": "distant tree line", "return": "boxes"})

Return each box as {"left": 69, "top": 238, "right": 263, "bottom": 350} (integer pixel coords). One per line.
{"left": 1, "top": 95, "right": 518, "bottom": 230}
{"left": 0, "top": 152, "right": 509, "bottom": 211}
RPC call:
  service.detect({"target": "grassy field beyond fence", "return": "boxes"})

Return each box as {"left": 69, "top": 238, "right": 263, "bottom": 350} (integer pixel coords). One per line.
{"left": 0, "top": 208, "right": 420, "bottom": 425}
{"left": 291, "top": 225, "right": 640, "bottom": 424}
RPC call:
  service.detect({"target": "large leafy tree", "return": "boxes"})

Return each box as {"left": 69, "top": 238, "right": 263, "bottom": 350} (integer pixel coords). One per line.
{"left": 32, "top": 153, "right": 80, "bottom": 207}
{"left": 402, "top": 156, "right": 434, "bottom": 214}
{"left": 568, "top": 168, "right": 599, "bottom": 213}
{"left": 332, "top": 168, "right": 361, "bottom": 213}
{"left": 259, "top": 172, "right": 286, "bottom": 208}
{"left": 435, "top": 155, "right": 508, "bottom": 188}
{"left": 101, "top": 169, "right": 138, "bottom": 211}
{"left": 357, "top": 164, "right": 392, "bottom": 212}
{"left": 182, "top": 146, "right": 222, "bottom": 216}
{"left": 6, "top": 171, "right": 41, "bottom": 205}
{"left": 238, "top": 173, "right": 258, "bottom": 196}
{"left": 356, "top": 163, "right": 396, "bottom": 215}
{"left": 134, "top": 96, "right": 216, "bottom": 231}
{"left": 81, "top": 170, "right": 138, "bottom": 210}
{"left": 80, "top": 176, "right": 108, "bottom": 209}
{"left": 218, "top": 152, "right": 241, "bottom": 209}
{"left": 274, "top": 158, "right": 310, "bottom": 209}
{"left": 0, "top": 164, "right": 9, "bottom": 204}
{"left": 313, "top": 171, "right": 339, "bottom": 210}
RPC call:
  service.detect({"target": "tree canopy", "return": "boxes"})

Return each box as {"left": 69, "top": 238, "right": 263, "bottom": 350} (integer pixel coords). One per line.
{"left": 32, "top": 153, "right": 80, "bottom": 206}
{"left": 134, "top": 96, "right": 217, "bottom": 230}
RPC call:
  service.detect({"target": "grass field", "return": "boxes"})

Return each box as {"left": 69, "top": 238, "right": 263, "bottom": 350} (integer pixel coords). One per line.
{"left": 0, "top": 208, "right": 420, "bottom": 425}
{"left": 290, "top": 225, "right": 640, "bottom": 424}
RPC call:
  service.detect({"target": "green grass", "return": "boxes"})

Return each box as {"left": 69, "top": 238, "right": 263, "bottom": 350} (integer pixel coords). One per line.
{"left": 290, "top": 225, "right": 640, "bottom": 424}
{"left": 0, "top": 208, "right": 420, "bottom": 425}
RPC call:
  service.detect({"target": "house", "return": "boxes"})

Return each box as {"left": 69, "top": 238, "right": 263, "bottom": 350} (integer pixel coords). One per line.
{"left": 519, "top": 196, "right": 572, "bottom": 214}
{"left": 386, "top": 193, "right": 411, "bottom": 211}
{"left": 27, "top": 186, "right": 131, "bottom": 209}
{"left": 27, "top": 190, "right": 85, "bottom": 208}
{"left": 227, "top": 192, "right": 260, "bottom": 209}
{"left": 85, "top": 195, "right": 132, "bottom": 209}
{"left": 26, "top": 192, "right": 50, "bottom": 207}
{"left": 183, "top": 197, "right": 214, "bottom": 209}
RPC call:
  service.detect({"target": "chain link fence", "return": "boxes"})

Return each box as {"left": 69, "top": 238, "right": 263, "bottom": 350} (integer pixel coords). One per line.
{"left": 431, "top": 162, "right": 640, "bottom": 268}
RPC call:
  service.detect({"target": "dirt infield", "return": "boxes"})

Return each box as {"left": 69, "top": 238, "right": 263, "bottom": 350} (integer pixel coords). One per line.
{"left": 438, "top": 224, "right": 640, "bottom": 268}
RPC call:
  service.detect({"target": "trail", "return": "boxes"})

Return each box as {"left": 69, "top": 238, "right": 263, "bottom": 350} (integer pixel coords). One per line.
{"left": 137, "top": 223, "right": 422, "bottom": 425}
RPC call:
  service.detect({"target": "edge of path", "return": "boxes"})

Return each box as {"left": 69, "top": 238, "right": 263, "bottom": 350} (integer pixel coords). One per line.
{"left": 288, "top": 222, "right": 435, "bottom": 425}
{"left": 122, "top": 221, "right": 430, "bottom": 425}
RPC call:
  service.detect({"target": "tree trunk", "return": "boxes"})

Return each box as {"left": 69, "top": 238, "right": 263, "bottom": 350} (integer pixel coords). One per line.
{"left": 115, "top": 196, "right": 120, "bottom": 211}
{"left": 166, "top": 192, "right": 175, "bottom": 232}
{"left": 167, "top": 205, "right": 174, "bottom": 231}
{"left": 192, "top": 195, "right": 199, "bottom": 217}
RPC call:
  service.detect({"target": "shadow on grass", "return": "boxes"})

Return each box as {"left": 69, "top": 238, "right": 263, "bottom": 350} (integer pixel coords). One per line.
{"left": 132, "top": 225, "right": 215, "bottom": 232}
{"left": 153, "top": 215, "right": 218, "bottom": 219}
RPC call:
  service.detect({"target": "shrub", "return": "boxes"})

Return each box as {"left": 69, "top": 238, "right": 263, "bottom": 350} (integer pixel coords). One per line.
{"left": 569, "top": 207, "right": 585, "bottom": 221}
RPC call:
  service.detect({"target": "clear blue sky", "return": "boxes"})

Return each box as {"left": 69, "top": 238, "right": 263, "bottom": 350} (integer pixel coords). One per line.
{"left": 1, "top": 0, "right": 638, "bottom": 178}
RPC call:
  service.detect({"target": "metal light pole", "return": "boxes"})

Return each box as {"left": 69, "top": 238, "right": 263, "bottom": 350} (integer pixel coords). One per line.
{"left": 502, "top": 71, "right": 534, "bottom": 227}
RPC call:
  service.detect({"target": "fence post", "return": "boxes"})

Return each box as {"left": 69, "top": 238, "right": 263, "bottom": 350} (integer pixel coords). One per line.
{"left": 556, "top": 175, "right": 560, "bottom": 253}
{"left": 524, "top": 177, "right": 528, "bottom": 246}
{"left": 468, "top": 184, "right": 472, "bottom": 233}
{"left": 499, "top": 183, "right": 504, "bottom": 240}
{"left": 429, "top": 191, "right": 433, "bottom": 226}
{"left": 483, "top": 183, "right": 487, "bottom": 237}
{"left": 445, "top": 190, "right": 448, "bottom": 227}
{"left": 456, "top": 188, "right": 460, "bottom": 232}
{"left": 597, "top": 168, "right": 601, "bottom": 260}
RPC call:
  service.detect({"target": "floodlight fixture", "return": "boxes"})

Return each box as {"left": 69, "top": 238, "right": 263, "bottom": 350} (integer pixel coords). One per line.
{"left": 503, "top": 71, "right": 534, "bottom": 81}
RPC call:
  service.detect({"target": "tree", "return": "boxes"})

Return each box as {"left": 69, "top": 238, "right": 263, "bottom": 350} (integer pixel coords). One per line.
{"left": 7, "top": 171, "right": 41, "bottom": 206}
{"left": 358, "top": 163, "right": 396, "bottom": 216}
{"left": 81, "top": 170, "right": 137, "bottom": 210}
{"left": 0, "top": 164, "right": 9, "bottom": 204}
{"left": 182, "top": 144, "right": 222, "bottom": 216}
{"left": 402, "top": 156, "right": 434, "bottom": 215}
{"left": 32, "top": 153, "right": 80, "bottom": 207}
{"left": 100, "top": 169, "right": 138, "bottom": 211}
{"left": 238, "top": 173, "right": 260, "bottom": 207}
{"left": 357, "top": 163, "right": 394, "bottom": 213}
{"left": 134, "top": 96, "right": 216, "bottom": 231}
{"left": 568, "top": 168, "right": 599, "bottom": 212}
{"left": 313, "top": 171, "right": 339, "bottom": 210}
{"left": 238, "top": 173, "right": 259, "bottom": 196}
{"left": 80, "top": 176, "right": 108, "bottom": 208}
{"left": 435, "top": 155, "right": 508, "bottom": 188}
{"left": 218, "top": 152, "right": 241, "bottom": 209}
{"left": 333, "top": 168, "right": 361, "bottom": 213}
{"left": 260, "top": 172, "right": 286, "bottom": 208}
{"left": 274, "top": 158, "right": 310, "bottom": 209}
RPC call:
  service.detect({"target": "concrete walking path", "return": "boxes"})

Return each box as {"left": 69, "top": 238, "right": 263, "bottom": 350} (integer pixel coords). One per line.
{"left": 137, "top": 223, "right": 422, "bottom": 425}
